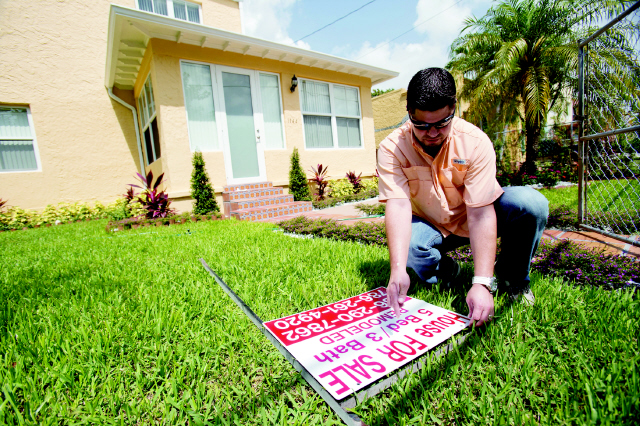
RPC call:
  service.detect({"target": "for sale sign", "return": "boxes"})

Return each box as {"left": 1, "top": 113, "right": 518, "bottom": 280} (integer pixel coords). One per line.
{"left": 264, "top": 287, "right": 471, "bottom": 400}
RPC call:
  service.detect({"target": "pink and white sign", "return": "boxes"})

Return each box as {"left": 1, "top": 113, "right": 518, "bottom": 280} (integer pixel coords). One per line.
{"left": 264, "top": 287, "right": 471, "bottom": 399}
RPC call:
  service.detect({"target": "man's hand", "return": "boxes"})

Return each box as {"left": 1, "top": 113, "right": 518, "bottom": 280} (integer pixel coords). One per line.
{"left": 387, "top": 269, "right": 411, "bottom": 317}
{"left": 384, "top": 198, "right": 413, "bottom": 317}
{"left": 466, "top": 203, "right": 497, "bottom": 327}
{"left": 466, "top": 284, "right": 494, "bottom": 327}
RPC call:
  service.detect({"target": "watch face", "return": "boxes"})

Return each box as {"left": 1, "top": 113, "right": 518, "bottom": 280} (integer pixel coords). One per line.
{"left": 489, "top": 278, "right": 498, "bottom": 292}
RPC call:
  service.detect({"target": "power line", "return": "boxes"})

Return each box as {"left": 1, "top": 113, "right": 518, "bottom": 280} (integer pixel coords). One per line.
{"left": 355, "top": 0, "right": 466, "bottom": 60}
{"left": 294, "top": 0, "right": 378, "bottom": 43}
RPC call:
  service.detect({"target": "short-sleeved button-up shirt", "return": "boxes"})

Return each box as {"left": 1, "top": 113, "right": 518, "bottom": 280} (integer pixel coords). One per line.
{"left": 378, "top": 117, "right": 504, "bottom": 238}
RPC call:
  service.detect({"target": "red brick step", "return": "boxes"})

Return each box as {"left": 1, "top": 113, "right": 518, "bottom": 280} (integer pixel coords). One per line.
{"left": 230, "top": 202, "right": 313, "bottom": 221}
{"left": 222, "top": 182, "right": 313, "bottom": 222}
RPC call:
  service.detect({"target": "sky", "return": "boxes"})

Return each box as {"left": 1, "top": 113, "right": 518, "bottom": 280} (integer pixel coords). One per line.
{"left": 240, "top": 0, "right": 496, "bottom": 90}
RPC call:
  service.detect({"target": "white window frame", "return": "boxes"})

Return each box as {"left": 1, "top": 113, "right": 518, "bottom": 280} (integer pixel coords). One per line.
{"left": 137, "top": 74, "right": 160, "bottom": 165}
{"left": 0, "top": 106, "right": 42, "bottom": 173}
{"left": 298, "top": 78, "right": 364, "bottom": 150}
{"left": 179, "top": 60, "right": 287, "bottom": 153}
{"left": 136, "top": 0, "right": 203, "bottom": 24}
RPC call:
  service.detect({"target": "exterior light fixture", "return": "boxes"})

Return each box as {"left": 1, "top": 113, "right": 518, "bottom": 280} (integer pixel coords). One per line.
{"left": 290, "top": 75, "right": 298, "bottom": 92}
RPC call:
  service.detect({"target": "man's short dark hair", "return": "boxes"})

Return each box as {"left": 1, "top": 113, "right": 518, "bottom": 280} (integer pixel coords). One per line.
{"left": 406, "top": 68, "right": 457, "bottom": 112}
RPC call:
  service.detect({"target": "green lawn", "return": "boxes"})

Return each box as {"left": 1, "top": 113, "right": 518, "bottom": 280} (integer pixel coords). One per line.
{"left": 537, "top": 179, "right": 640, "bottom": 212}
{"left": 1, "top": 220, "right": 639, "bottom": 425}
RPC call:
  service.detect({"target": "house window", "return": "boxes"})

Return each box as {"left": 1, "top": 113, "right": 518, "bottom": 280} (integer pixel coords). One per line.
{"left": 300, "top": 79, "right": 362, "bottom": 149}
{"left": 180, "top": 61, "right": 286, "bottom": 152}
{"left": 181, "top": 62, "right": 219, "bottom": 151}
{"left": 137, "top": 0, "right": 201, "bottom": 24}
{"left": 137, "top": 76, "right": 161, "bottom": 164}
{"left": 0, "top": 107, "right": 40, "bottom": 172}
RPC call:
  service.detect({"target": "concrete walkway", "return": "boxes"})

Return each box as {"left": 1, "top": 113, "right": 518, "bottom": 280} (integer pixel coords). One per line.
{"left": 270, "top": 198, "right": 640, "bottom": 259}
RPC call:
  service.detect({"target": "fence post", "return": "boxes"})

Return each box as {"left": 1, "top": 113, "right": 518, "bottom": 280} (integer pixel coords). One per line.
{"left": 577, "top": 40, "right": 585, "bottom": 225}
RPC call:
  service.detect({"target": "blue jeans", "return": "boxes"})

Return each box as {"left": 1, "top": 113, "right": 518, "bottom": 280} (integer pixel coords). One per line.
{"left": 406, "top": 186, "right": 549, "bottom": 294}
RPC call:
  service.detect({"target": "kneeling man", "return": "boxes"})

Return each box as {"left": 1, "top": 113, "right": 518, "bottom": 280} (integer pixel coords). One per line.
{"left": 378, "top": 68, "right": 548, "bottom": 326}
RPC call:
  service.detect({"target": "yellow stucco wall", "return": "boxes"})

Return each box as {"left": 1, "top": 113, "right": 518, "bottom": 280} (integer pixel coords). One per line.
{"left": 0, "top": 0, "right": 242, "bottom": 211}
{"left": 372, "top": 89, "right": 408, "bottom": 148}
{"left": 201, "top": 0, "right": 243, "bottom": 32}
{"left": 1, "top": 0, "right": 376, "bottom": 212}
{"left": 0, "top": 0, "right": 142, "bottom": 210}
{"left": 135, "top": 39, "right": 377, "bottom": 211}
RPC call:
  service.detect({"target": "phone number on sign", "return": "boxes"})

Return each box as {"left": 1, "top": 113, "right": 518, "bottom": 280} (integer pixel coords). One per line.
{"left": 265, "top": 288, "right": 397, "bottom": 345}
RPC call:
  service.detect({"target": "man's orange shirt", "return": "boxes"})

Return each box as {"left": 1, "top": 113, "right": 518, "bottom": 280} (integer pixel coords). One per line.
{"left": 378, "top": 117, "right": 504, "bottom": 238}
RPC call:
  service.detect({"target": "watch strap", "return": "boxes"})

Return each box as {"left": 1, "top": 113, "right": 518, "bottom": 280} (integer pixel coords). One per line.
{"left": 472, "top": 276, "right": 497, "bottom": 293}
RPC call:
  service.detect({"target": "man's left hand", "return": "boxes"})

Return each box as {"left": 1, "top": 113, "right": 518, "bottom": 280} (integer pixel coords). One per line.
{"left": 466, "top": 284, "right": 494, "bottom": 327}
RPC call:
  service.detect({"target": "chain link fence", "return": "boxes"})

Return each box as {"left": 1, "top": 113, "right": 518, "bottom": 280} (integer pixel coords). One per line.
{"left": 578, "top": 1, "right": 640, "bottom": 247}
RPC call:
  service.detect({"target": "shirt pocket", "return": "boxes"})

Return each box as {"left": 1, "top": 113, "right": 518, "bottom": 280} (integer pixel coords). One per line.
{"left": 402, "top": 166, "right": 432, "bottom": 198}
{"left": 439, "top": 166, "right": 466, "bottom": 209}
{"left": 440, "top": 166, "right": 467, "bottom": 188}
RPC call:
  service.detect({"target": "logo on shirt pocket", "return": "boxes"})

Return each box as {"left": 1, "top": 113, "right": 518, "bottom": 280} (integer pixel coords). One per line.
{"left": 451, "top": 158, "right": 469, "bottom": 172}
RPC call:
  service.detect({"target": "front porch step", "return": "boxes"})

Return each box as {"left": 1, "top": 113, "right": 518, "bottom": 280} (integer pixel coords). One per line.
{"left": 223, "top": 182, "right": 272, "bottom": 193}
{"left": 230, "top": 202, "right": 313, "bottom": 222}
{"left": 226, "top": 194, "right": 294, "bottom": 214}
{"left": 222, "top": 186, "right": 285, "bottom": 202}
{"left": 222, "top": 181, "right": 312, "bottom": 222}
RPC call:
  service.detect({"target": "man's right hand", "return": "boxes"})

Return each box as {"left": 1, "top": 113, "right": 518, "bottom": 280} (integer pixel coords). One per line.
{"left": 384, "top": 198, "right": 413, "bottom": 317}
{"left": 387, "top": 268, "right": 411, "bottom": 317}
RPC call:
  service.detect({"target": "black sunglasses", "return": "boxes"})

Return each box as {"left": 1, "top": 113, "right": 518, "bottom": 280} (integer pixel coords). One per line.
{"left": 409, "top": 112, "right": 455, "bottom": 131}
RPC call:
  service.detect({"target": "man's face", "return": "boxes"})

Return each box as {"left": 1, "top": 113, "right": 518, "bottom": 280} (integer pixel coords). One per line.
{"left": 410, "top": 106, "right": 455, "bottom": 149}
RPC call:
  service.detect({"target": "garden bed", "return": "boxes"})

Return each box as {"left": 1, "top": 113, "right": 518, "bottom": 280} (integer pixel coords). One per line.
{"left": 105, "top": 212, "right": 223, "bottom": 232}
{"left": 278, "top": 216, "right": 639, "bottom": 289}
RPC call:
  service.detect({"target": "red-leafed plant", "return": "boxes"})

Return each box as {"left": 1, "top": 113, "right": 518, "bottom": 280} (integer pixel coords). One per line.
{"left": 123, "top": 186, "right": 137, "bottom": 203}
{"left": 346, "top": 171, "right": 363, "bottom": 194}
{"left": 130, "top": 171, "right": 175, "bottom": 219}
{"left": 309, "top": 164, "right": 329, "bottom": 200}
{"left": 0, "top": 198, "right": 7, "bottom": 212}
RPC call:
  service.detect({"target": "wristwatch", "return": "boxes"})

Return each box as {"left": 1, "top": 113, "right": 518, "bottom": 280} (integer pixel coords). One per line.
{"left": 472, "top": 276, "right": 497, "bottom": 294}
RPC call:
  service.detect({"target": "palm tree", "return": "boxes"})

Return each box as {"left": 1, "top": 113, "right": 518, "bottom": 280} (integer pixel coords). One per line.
{"left": 446, "top": 0, "right": 637, "bottom": 174}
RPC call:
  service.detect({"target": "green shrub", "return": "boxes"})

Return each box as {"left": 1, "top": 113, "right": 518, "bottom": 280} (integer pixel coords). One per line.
{"left": 288, "top": 147, "right": 311, "bottom": 201}
{"left": 191, "top": 151, "right": 219, "bottom": 214}
{"left": 361, "top": 177, "right": 378, "bottom": 192}
{"left": 355, "top": 202, "right": 385, "bottom": 216}
{"left": 311, "top": 198, "right": 342, "bottom": 209}
{"left": 3, "top": 207, "right": 36, "bottom": 229}
{"left": 106, "top": 198, "right": 132, "bottom": 222}
{"left": 277, "top": 216, "right": 387, "bottom": 246}
{"left": 311, "top": 188, "right": 379, "bottom": 209}
{"left": 0, "top": 198, "right": 157, "bottom": 230}
{"left": 328, "top": 179, "right": 354, "bottom": 198}
{"left": 536, "top": 162, "right": 562, "bottom": 188}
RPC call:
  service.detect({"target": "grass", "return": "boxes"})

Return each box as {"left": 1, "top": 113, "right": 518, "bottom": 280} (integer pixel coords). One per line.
{"left": 1, "top": 220, "right": 640, "bottom": 425}
{"left": 538, "top": 179, "right": 640, "bottom": 212}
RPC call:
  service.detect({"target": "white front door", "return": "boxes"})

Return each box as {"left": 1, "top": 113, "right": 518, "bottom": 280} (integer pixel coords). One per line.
{"left": 216, "top": 66, "right": 267, "bottom": 184}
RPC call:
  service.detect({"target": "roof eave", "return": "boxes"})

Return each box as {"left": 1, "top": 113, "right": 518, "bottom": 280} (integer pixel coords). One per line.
{"left": 105, "top": 5, "right": 399, "bottom": 90}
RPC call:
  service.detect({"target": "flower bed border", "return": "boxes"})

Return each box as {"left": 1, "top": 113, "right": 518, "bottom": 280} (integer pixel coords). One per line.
{"left": 105, "top": 213, "right": 224, "bottom": 233}
{"left": 277, "top": 216, "right": 639, "bottom": 289}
